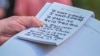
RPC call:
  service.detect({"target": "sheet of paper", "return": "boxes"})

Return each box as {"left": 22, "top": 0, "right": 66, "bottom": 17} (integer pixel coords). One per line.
{"left": 36, "top": 2, "right": 100, "bottom": 33}
{"left": 0, "top": 18, "right": 100, "bottom": 56}
{"left": 17, "top": 2, "right": 94, "bottom": 45}
{"left": 0, "top": 2, "right": 100, "bottom": 56}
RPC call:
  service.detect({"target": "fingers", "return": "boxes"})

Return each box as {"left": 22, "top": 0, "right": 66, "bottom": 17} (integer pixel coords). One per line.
{"left": 8, "top": 16, "right": 44, "bottom": 28}
{"left": 0, "top": 16, "right": 43, "bottom": 36}
{"left": 0, "top": 17, "right": 26, "bottom": 35}
{"left": 0, "top": 16, "right": 43, "bottom": 45}
{"left": 1, "top": 16, "right": 43, "bottom": 33}
{"left": 17, "top": 16, "right": 43, "bottom": 27}
{"left": 28, "top": 17, "right": 44, "bottom": 27}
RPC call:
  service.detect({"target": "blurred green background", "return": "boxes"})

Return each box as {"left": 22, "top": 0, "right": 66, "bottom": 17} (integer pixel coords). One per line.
{"left": 72, "top": 0, "right": 100, "bottom": 20}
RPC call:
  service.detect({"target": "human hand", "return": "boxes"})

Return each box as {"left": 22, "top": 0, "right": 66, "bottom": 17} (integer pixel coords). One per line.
{"left": 14, "top": 0, "right": 72, "bottom": 16}
{"left": 0, "top": 16, "right": 43, "bottom": 45}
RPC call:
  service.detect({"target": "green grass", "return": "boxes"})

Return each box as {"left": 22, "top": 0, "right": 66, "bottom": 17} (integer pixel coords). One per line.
{"left": 72, "top": 0, "right": 100, "bottom": 20}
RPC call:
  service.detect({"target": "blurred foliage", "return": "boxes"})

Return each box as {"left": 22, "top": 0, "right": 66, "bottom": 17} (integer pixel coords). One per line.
{"left": 72, "top": 0, "right": 100, "bottom": 20}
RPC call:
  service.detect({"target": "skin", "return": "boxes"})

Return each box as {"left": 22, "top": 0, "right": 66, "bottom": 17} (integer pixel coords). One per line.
{"left": 0, "top": 8, "right": 6, "bottom": 18}
{"left": 14, "top": 0, "right": 72, "bottom": 16}
{"left": 0, "top": 16, "right": 43, "bottom": 45}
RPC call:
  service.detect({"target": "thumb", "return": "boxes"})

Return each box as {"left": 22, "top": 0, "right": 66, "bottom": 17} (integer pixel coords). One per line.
{"left": 8, "top": 16, "right": 44, "bottom": 28}
{"left": 0, "top": 16, "right": 43, "bottom": 35}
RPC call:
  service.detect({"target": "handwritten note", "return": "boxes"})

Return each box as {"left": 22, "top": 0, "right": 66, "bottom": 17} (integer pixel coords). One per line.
{"left": 17, "top": 2, "right": 94, "bottom": 45}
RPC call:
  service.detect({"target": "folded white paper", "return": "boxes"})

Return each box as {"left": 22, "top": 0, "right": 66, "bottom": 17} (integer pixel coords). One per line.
{"left": 17, "top": 2, "right": 95, "bottom": 45}
{"left": 0, "top": 2, "right": 100, "bottom": 56}
{"left": 0, "top": 17, "right": 100, "bottom": 56}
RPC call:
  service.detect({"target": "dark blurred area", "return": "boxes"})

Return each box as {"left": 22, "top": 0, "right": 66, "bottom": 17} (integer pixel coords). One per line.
{"left": 72, "top": 0, "right": 100, "bottom": 20}
{"left": 6, "top": 0, "right": 15, "bottom": 17}
{"left": 0, "top": 0, "right": 15, "bottom": 19}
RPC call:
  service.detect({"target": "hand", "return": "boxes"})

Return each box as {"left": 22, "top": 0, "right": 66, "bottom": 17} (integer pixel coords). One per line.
{"left": 0, "top": 16, "right": 43, "bottom": 45}
{"left": 14, "top": 0, "right": 72, "bottom": 16}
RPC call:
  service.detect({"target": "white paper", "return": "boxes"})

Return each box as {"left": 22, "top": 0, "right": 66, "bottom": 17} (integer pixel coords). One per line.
{"left": 0, "top": 18, "right": 100, "bottom": 56}
{"left": 17, "top": 2, "right": 95, "bottom": 45}
{"left": 0, "top": 2, "right": 100, "bottom": 56}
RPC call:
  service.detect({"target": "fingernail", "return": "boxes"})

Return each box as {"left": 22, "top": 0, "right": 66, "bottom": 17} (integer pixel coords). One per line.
{"left": 39, "top": 21, "right": 44, "bottom": 27}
